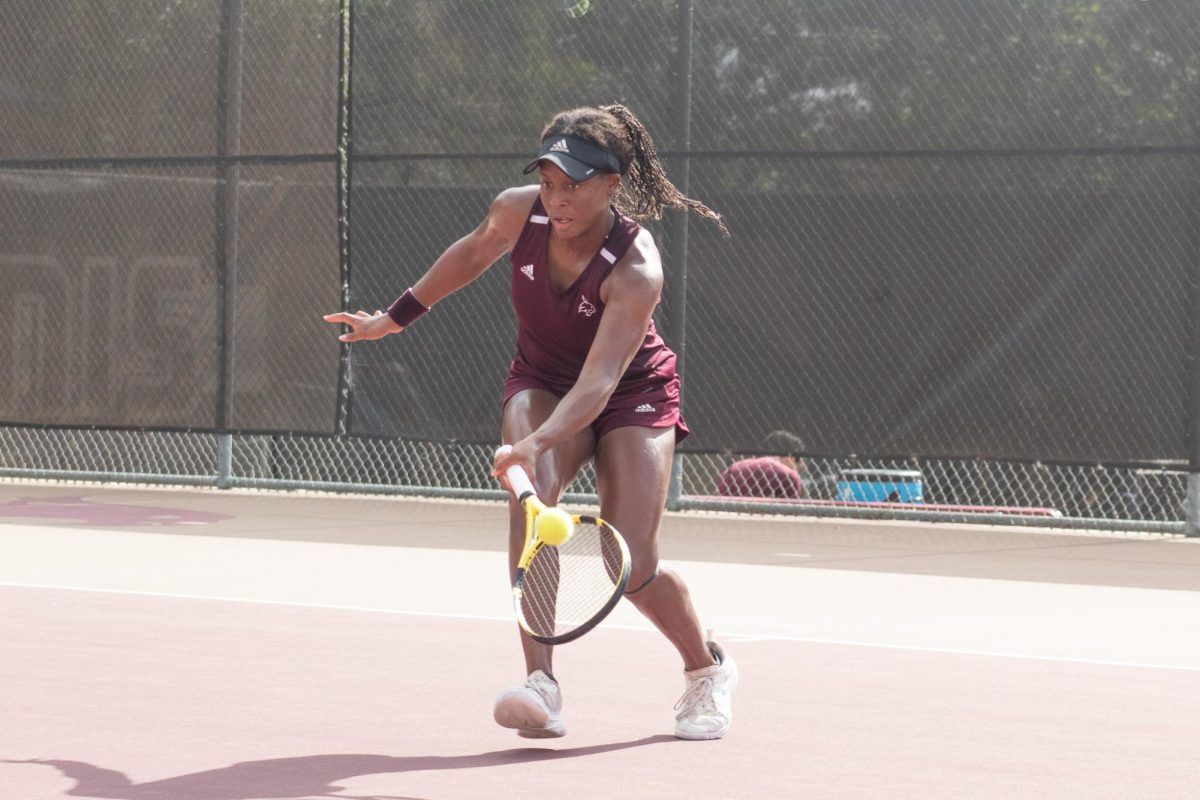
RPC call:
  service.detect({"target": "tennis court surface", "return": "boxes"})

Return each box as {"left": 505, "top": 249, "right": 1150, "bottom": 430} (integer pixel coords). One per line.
{"left": 1, "top": 481, "right": 1197, "bottom": 800}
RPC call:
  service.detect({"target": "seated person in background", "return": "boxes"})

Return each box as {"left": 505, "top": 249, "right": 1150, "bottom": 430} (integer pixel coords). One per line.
{"left": 716, "top": 431, "right": 808, "bottom": 499}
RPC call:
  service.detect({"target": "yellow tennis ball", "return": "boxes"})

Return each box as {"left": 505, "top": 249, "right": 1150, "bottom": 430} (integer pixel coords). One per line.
{"left": 536, "top": 507, "right": 574, "bottom": 546}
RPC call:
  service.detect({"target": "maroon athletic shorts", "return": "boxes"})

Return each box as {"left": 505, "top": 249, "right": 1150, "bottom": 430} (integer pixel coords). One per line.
{"left": 503, "top": 365, "right": 690, "bottom": 444}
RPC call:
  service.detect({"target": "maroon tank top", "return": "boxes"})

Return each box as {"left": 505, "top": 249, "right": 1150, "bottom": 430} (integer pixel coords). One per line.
{"left": 508, "top": 196, "right": 678, "bottom": 402}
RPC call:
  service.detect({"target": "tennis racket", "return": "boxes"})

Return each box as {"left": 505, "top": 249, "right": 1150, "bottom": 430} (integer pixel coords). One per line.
{"left": 497, "top": 445, "right": 630, "bottom": 644}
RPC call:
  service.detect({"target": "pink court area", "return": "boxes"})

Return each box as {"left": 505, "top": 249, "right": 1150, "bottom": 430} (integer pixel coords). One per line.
{"left": 1, "top": 481, "right": 1198, "bottom": 800}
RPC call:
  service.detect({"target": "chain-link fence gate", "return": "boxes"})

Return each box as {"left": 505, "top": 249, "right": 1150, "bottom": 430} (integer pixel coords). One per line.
{"left": 2, "top": 1, "right": 1197, "bottom": 535}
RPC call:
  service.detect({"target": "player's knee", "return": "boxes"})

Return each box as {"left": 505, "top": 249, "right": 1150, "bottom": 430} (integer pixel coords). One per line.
{"left": 624, "top": 559, "right": 661, "bottom": 595}
{"left": 532, "top": 478, "right": 568, "bottom": 505}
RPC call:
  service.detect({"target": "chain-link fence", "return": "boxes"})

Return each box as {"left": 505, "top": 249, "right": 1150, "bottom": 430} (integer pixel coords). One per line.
{"left": 0, "top": 424, "right": 1188, "bottom": 535}
{"left": 2, "top": 1, "right": 1198, "bottom": 534}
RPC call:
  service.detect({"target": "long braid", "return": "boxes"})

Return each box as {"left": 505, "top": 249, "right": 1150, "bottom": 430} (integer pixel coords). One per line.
{"left": 541, "top": 104, "right": 730, "bottom": 238}
{"left": 600, "top": 104, "right": 729, "bottom": 237}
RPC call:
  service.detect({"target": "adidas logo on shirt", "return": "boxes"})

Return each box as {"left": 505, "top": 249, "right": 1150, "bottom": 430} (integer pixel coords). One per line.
{"left": 549, "top": 138, "right": 570, "bottom": 153}
{"left": 635, "top": 403, "right": 656, "bottom": 413}
{"left": 577, "top": 295, "right": 597, "bottom": 317}
{"left": 521, "top": 264, "right": 535, "bottom": 280}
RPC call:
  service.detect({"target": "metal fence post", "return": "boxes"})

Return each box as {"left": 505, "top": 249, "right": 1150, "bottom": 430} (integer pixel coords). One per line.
{"left": 335, "top": 0, "right": 354, "bottom": 438}
{"left": 1188, "top": 87, "right": 1200, "bottom": 536}
{"left": 217, "top": 433, "right": 234, "bottom": 489}
{"left": 215, "top": 0, "right": 245, "bottom": 488}
{"left": 1185, "top": 475, "right": 1200, "bottom": 536}
{"left": 665, "top": 0, "right": 694, "bottom": 511}
{"left": 1183, "top": 243, "right": 1200, "bottom": 543}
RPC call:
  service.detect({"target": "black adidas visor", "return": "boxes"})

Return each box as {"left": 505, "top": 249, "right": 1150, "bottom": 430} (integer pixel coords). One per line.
{"left": 523, "top": 134, "right": 621, "bottom": 182}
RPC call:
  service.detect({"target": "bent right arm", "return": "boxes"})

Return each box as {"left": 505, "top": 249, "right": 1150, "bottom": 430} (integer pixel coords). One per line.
{"left": 323, "top": 185, "right": 536, "bottom": 341}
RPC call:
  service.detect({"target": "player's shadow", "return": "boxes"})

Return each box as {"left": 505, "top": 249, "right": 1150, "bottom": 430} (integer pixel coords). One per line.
{"left": 4, "top": 736, "right": 675, "bottom": 800}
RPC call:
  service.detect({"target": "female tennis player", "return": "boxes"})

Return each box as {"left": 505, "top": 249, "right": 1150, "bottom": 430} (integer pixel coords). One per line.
{"left": 324, "top": 104, "right": 737, "bottom": 740}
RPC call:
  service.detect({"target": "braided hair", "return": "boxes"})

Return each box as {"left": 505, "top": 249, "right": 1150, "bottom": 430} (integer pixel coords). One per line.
{"left": 540, "top": 104, "right": 730, "bottom": 237}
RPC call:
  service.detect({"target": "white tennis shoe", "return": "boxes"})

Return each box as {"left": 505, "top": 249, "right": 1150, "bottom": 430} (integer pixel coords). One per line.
{"left": 493, "top": 670, "right": 566, "bottom": 738}
{"left": 674, "top": 639, "right": 738, "bottom": 740}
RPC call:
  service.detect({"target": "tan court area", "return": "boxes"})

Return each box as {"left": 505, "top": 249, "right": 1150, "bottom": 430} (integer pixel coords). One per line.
{"left": 1, "top": 481, "right": 1198, "bottom": 799}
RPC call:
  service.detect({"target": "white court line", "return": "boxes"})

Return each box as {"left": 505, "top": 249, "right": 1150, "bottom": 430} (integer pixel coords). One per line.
{"left": 4, "top": 580, "right": 1198, "bottom": 675}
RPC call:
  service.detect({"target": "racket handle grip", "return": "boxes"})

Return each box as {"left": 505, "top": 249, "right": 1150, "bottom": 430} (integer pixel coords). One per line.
{"left": 495, "top": 445, "right": 537, "bottom": 500}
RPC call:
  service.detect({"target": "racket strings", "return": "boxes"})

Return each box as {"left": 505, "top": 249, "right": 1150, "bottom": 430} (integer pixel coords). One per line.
{"left": 523, "top": 547, "right": 560, "bottom": 634}
{"left": 520, "top": 521, "right": 625, "bottom": 639}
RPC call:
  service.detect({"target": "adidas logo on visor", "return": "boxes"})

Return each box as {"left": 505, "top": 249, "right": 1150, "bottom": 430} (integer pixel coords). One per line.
{"left": 548, "top": 138, "right": 570, "bottom": 153}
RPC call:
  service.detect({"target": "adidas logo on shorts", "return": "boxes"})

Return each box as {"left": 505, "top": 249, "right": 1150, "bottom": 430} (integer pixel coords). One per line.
{"left": 635, "top": 403, "right": 656, "bottom": 413}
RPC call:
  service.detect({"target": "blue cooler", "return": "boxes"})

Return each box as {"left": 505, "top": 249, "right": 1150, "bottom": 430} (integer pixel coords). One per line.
{"left": 837, "top": 469, "right": 924, "bottom": 503}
